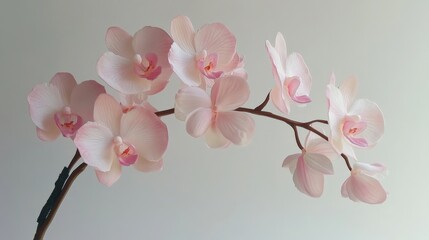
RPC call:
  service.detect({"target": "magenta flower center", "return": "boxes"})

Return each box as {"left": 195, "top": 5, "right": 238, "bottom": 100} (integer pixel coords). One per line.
{"left": 113, "top": 136, "right": 138, "bottom": 166}
{"left": 54, "top": 107, "right": 83, "bottom": 139}
{"left": 133, "top": 53, "right": 162, "bottom": 80}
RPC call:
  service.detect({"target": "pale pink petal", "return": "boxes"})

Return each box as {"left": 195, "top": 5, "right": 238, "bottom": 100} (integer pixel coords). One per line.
{"left": 285, "top": 53, "right": 311, "bottom": 96}
{"left": 348, "top": 99, "right": 384, "bottom": 147}
{"left": 340, "top": 77, "right": 358, "bottom": 108}
{"left": 175, "top": 86, "right": 211, "bottom": 120}
{"left": 221, "top": 53, "right": 241, "bottom": 73}
{"left": 74, "top": 122, "right": 115, "bottom": 172}
{"left": 70, "top": 80, "right": 106, "bottom": 122}
{"left": 355, "top": 162, "right": 386, "bottom": 174}
{"left": 93, "top": 94, "right": 122, "bottom": 135}
{"left": 348, "top": 173, "right": 387, "bottom": 204}
{"left": 304, "top": 153, "right": 334, "bottom": 174}
{"left": 211, "top": 75, "right": 249, "bottom": 111}
{"left": 97, "top": 52, "right": 150, "bottom": 94}
{"left": 204, "top": 126, "right": 230, "bottom": 148}
{"left": 171, "top": 15, "right": 195, "bottom": 54}
{"left": 185, "top": 108, "right": 212, "bottom": 137}
{"left": 145, "top": 77, "right": 169, "bottom": 95}
{"left": 282, "top": 153, "right": 300, "bottom": 174}
{"left": 195, "top": 23, "right": 236, "bottom": 66}
{"left": 95, "top": 159, "right": 122, "bottom": 187}
{"left": 134, "top": 158, "right": 163, "bottom": 172}
{"left": 36, "top": 126, "right": 60, "bottom": 141}
{"left": 120, "top": 107, "right": 168, "bottom": 161}
{"left": 275, "top": 32, "right": 287, "bottom": 70}
{"left": 270, "top": 85, "right": 290, "bottom": 114}
{"left": 327, "top": 84, "right": 347, "bottom": 152}
{"left": 216, "top": 111, "right": 254, "bottom": 145}
{"left": 169, "top": 43, "right": 202, "bottom": 86}
{"left": 49, "top": 72, "right": 77, "bottom": 105}
{"left": 105, "top": 26, "right": 134, "bottom": 58}
{"left": 305, "top": 131, "right": 338, "bottom": 161}
{"left": 293, "top": 156, "right": 324, "bottom": 197}
{"left": 265, "top": 40, "right": 284, "bottom": 85}
{"left": 28, "top": 83, "right": 65, "bottom": 131}
{"left": 132, "top": 26, "right": 173, "bottom": 68}
{"left": 287, "top": 77, "right": 311, "bottom": 104}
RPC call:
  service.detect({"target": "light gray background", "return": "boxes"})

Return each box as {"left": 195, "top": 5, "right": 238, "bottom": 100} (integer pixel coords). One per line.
{"left": 1, "top": 0, "right": 427, "bottom": 239}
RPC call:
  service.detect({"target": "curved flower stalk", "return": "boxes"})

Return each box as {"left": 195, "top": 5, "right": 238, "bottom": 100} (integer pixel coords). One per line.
{"left": 27, "top": 72, "right": 106, "bottom": 140}
{"left": 326, "top": 74, "right": 384, "bottom": 159}
{"left": 266, "top": 32, "right": 312, "bottom": 114}
{"left": 97, "top": 26, "right": 173, "bottom": 95}
{"left": 175, "top": 75, "right": 254, "bottom": 148}
{"left": 341, "top": 162, "right": 387, "bottom": 204}
{"left": 169, "top": 15, "right": 242, "bottom": 88}
{"left": 74, "top": 94, "right": 168, "bottom": 186}
{"left": 283, "top": 131, "right": 337, "bottom": 197}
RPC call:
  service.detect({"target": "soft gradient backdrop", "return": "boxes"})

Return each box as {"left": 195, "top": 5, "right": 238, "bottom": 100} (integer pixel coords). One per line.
{"left": 1, "top": 0, "right": 427, "bottom": 239}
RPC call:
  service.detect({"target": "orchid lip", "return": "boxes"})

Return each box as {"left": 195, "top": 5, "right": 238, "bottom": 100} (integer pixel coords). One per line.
{"left": 133, "top": 53, "right": 162, "bottom": 80}
{"left": 54, "top": 107, "right": 83, "bottom": 139}
{"left": 114, "top": 136, "right": 138, "bottom": 166}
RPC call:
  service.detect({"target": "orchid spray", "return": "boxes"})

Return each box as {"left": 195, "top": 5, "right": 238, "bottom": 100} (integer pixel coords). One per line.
{"left": 28, "top": 16, "right": 386, "bottom": 239}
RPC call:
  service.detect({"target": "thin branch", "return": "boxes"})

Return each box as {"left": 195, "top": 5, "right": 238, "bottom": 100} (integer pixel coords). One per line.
{"left": 254, "top": 92, "right": 271, "bottom": 111}
{"left": 34, "top": 163, "right": 87, "bottom": 240}
{"left": 67, "top": 149, "right": 81, "bottom": 169}
{"left": 155, "top": 108, "right": 174, "bottom": 117}
{"left": 305, "top": 119, "right": 329, "bottom": 125}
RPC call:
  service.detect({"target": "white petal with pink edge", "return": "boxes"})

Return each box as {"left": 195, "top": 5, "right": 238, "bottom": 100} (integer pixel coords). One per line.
{"left": 134, "top": 157, "right": 164, "bottom": 172}
{"left": 285, "top": 53, "right": 312, "bottom": 95}
{"left": 304, "top": 153, "right": 334, "bottom": 175}
{"left": 74, "top": 122, "right": 115, "bottom": 172}
{"left": 341, "top": 172, "right": 387, "bottom": 204}
{"left": 216, "top": 111, "right": 254, "bottom": 146}
{"left": 275, "top": 32, "right": 288, "bottom": 70}
{"left": 270, "top": 85, "right": 290, "bottom": 114}
{"left": 204, "top": 126, "right": 230, "bottom": 148}
{"left": 293, "top": 156, "right": 324, "bottom": 197}
{"left": 282, "top": 153, "right": 300, "bottom": 173}
{"left": 49, "top": 72, "right": 77, "bottom": 105}
{"left": 120, "top": 107, "right": 168, "bottom": 162}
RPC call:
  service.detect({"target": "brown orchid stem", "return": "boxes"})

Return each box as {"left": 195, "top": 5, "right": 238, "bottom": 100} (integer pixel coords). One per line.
{"left": 34, "top": 160, "right": 87, "bottom": 240}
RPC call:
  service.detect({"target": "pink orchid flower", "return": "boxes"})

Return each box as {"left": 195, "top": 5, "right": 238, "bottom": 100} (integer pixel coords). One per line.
{"left": 265, "top": 32, "right": 312, "bottom": 114}
{"left": 169, "top": 15, "right": 242, "bottom": 88}
{"left": 27, "top": 72, "right": 106, "bottom": 141}
{"left": 283, "top": 131, "right": 337, "bottom": 197}
{"left": 326, "top": 74, "right": 384, "bottom": 159}
{"left": 341, "top": 162, "right": 387, "bottom": 204}
{"left": 74, "top": 94, "right": 168, "bottom": 186}
{"left": 97, "top": 26, "right": 173, "bottom": 95}
{"left": 175, "top": 75, "right": 254, "bottom": 148}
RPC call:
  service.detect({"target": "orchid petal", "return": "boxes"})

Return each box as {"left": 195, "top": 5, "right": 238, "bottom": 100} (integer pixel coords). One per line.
{"left": 93, "top": 94, "right": 122, "bottom": 135}
{"left": 216, "top": 111, "right": 254, "bottom": 145}
{"left": 120, "top": 107, "right": 168, "bottom": 161}
{"left": 134, "top": 158, "right": 163, "bottom": 172}
{"left": 345, "top": 173, "right": 387, "bottom": 204}
{"left": 95, "top": 159, "right": 122, "bottom": 187}
{"left": 132, "top": 26, "right": 173, "bottom": 68}
{"left": 282, "top": 153, "right": 300, "bottom": 173}
{"left": 293, "top": 156, "right": 324, "bottom": 197}
{"left": 348, "top": 99, "right": 384, "bottom": 147}
{"left": 287, "top": 77, "right": 311, "bottom": 104}
{"left": 175, "top": 86, "right": 211, "bottom": 120}
{"left": 70, "top": 80, "right": 106, "bottom": 122}
{"left": 340, "top": 77, "right": 358, "bottom": 108}
{"left": 211, "top": 75, "right": 249, "bottom": 111}
{"left": 171, "top": 15, "right": 195, "bottom": 54}
{"left": 105, "top": 26, "right": 134, "bottom": 58}
{"left": 49, "top": 72, "right": 77, "bottom": 105}
{"left": 275, "top": 32, "right": 288, "bottom": 70}
{"left": 204, "top": 125, "right": 230, "bottom": 148}
{"left": 36, "top": 126, "right": 60, "bottom": 141}
{"left": 285, "top": 53, "right": 311, "bottom": 95}
{"left": 304, "top": 153, "right": 334, "bottom": 174}
{"left": 185, "top": 108, "right": 212, "bottom": 137}
{"left": 28, "top": 83, "right": 65, "bottom": 131}
{"left": 169, "top": 43, "right": 201, "bottom": 86}
{"left": 74, "top": 122, "right": 115, "bottom": 172}
{"left": 195, "top": 23, "right": 236, "bottom": 67}
{"left": 270, "top": 85, "right": 290, "bottom": 114}
{"left": 97, "top": 52, "right": 150, "bottom": 94}
{"left": 265, "top": 39, "right": 284, "bottom": 84}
